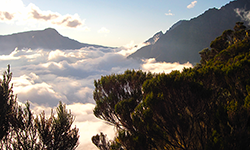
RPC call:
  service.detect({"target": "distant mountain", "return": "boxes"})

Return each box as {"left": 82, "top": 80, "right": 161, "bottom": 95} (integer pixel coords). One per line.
{"left": 0, "top": 28, "right": 106, "bottom": 54}
{"left": 128, "top": 0, "right": 250, "bottom": 63}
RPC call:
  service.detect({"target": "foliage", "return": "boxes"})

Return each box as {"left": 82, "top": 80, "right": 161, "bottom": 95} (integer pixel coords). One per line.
{"left": 0, "top": 65, "right": 16, "bottom": 140}
{"left": 92, "top": 132, "right": 123, "bottom": 150}
{"left": 93, "top": 70, "right": 153, "bottom": 130}
{"left": 92, "top": 22, "right": 250, "bottom": 150}
{"left": 0, "top": 66, "right": 79, "bottom": 150}
{"left": 35, "top": 101, "right": 79, "bottom": 150}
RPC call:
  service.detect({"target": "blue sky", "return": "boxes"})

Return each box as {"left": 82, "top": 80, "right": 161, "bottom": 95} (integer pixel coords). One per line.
{"left": 1, "top": 0, "right": 232, "bottom": 47}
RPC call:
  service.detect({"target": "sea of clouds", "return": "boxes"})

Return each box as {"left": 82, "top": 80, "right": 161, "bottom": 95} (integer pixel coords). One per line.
{"left": 0, "top": 46, "right": 192, "bottom": 149}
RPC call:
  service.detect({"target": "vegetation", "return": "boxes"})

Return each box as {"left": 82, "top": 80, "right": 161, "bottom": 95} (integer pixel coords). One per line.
{"left": 0, "top": 65, "right": 79, "bottom": 150}
{"left": 92, "top": 22, "right": 250, "bottom": 150}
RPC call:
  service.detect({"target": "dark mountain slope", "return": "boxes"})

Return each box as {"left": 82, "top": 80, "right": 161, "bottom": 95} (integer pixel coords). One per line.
{"left": 0, "top": 28, "right": 105, "bottom": 54}
{"left": 129, "top": 0, "right": 250, "bottom": 63}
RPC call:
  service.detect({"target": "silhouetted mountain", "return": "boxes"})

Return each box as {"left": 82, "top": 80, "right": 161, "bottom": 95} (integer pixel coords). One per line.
{"left": 0, "top": 28, "right": 106, "bottom": 54}
{"left": 128, "top": 0, "right": 250, "bottom": 63}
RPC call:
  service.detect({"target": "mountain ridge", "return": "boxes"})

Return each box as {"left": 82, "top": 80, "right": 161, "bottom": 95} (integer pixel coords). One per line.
{"left": 128, "top": 0, "right": 250, "bottom": 63}
{"left": 0, "top": 28, "right": 107, "bottom": 54}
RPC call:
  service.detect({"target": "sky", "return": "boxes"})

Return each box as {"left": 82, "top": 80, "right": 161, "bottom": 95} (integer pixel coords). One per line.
{"left": 0, "top": 0, "right": 232, "bottom": 47}
{"left": 0, "top": 0, "right": 236, "bottom": 149}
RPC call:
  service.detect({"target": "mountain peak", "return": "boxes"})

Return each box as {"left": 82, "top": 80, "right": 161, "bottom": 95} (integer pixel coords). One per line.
{"left": 0, "top": 28, "right": 105, "bottom": 54}
{"left": 144, "top": 31, "right": 163, "bottom": 45}
{"left": 43, "top": 28, "right": 59, "bottom": 34}
{"left": 44, "top": 27, "right": 56, "bottom": 31}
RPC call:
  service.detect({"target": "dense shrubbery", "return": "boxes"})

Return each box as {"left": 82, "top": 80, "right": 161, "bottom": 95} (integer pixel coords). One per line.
{"left": 92, "top": 22, "right": 250, "bottom": 150}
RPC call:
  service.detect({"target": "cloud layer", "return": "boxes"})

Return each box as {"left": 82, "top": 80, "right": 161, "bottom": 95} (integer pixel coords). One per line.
{"left": 0, "top": 46, "right": 192, "bottom": 149}
{"left": 0, "top": 0, "right": 85, "bottom": 28}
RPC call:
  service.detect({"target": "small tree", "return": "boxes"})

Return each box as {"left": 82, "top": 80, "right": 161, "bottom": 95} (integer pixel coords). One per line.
{"left": 0, "top": 66, "right": 79, "bottom": 150}
{"left": 35, "top": 101, "right": 79, "bottom": 150}
{"left": 0, "top": 65, "right": 16, "bottom": 141}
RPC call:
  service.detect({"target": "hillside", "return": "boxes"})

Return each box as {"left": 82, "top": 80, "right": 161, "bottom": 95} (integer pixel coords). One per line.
{"left": 128, "top": 0, "right": 250, "bottom": 63}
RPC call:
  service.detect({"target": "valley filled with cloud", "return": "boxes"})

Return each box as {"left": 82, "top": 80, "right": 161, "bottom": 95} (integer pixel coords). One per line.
{"left": 0, "top": 46, "right": 192, "bottom": 149}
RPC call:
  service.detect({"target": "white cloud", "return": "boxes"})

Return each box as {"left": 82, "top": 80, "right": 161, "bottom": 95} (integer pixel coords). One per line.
{"left": 141, "top": 58, "right": 193, "bottom": 73}
{"left": 187, "top": 1, "right": 197, "bottom": 9}
{"left": 98, "top": 27, "right": 110, "bottom": 33}
{"left": 0, "top": 0, "right": 25, "bottom": 13}
{"left": 0, "top": 0, "right": 86, "bottom": 29}
{"left": 165, "top": 10, "right": 174, "bottom": 16}
{"left": 12, "top": 75, "right": 69, "bottom": 106}
{"left": 27, "top": 4, "right": 84, "bottom": 28}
